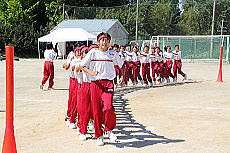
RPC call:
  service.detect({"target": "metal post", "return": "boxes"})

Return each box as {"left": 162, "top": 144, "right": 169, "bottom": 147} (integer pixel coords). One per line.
{"left": 38, "top": 41, "right": 40, "bottom": 59}
{"left": 226, "top": 36, "right": 229, "bottom": 63}
{"left": 135, "top": 0, "right": 139, "bottom": 41}
{"left": 221, "top": 19, "right": 224, "bottom": 46}
{"left": 210, "top": 0, "right": 216, "bottom": 58}
{"left": 63, "top": 3, "right": 65, "bottom": 21}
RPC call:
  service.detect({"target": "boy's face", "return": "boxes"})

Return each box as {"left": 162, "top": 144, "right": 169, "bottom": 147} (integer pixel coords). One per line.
{"left": 98, "top": 37, "right": 110, "bottom": 51}
{"left": 144, "top": 47, "right": 149, "bottom": 53}
{"left": 175, "top": 46, "right": 179, "bottom": 51}
{"left": 167, "top": 47, "right": 171, "bottom": 52}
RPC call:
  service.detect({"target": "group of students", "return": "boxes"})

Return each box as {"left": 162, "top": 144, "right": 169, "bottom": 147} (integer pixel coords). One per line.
{"left": 111, "top": 43, "right": 187, "bottom": 87}
{"left": 40, "top": 32, "right": 187, "bottom": 146}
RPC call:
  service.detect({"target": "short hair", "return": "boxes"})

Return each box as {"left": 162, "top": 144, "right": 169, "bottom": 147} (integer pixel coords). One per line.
{"left": 46, "top": 43, "right": 53, "bottom": 50}
{"left": 144, "top": 45, "right": 149, "bottom": 49}
{"left": 97, "top": 32, "right": 111, "bottom": 41}
{"left": 175, "top": 45, "right": 180, "bottom": 48}
{"left": 114, "top": 44, "right": 119, "bottom": 48}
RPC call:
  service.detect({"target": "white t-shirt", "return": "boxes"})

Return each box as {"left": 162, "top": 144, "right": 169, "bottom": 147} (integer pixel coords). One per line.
{"left": 149, "top": 52, "right": 157, "bottom": 62}
{"left": 132, "top": 52, "right": 141, "bottom": 62}
{"left": 125, "top": 51, "right": 134, "bottom": 62}
{"left": 172, "top": 50, "right": 182, "bottom": 60}
{"left": 140, "top": 52, "right": 150, "bottom": 63}
{"left": 80, "top": 48, "right": 124, "bottom": 81}
{"left": 44, "top": 49, "right": 57, "bottom": 62}
{"left": 69, "top": 58, "right": 81, "bottom": 80}
{"left": 156, "top": 52, "right": 163, "bottom": 62}
{"left": 118, "top": 51, "right": 126, "bottom": 62}
{"left": 163, "top": 52, "right": 173, "bottom": 61}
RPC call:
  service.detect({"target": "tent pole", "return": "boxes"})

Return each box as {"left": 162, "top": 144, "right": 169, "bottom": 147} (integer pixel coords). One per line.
{"left": 87, "top": 40, "right": 88, "bottom": 46}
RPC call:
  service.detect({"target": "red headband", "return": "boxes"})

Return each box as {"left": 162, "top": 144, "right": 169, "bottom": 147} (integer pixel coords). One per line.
{"left": 74, "top": 47, "right": 80, "bottom": 52}
{"left": 98, "top": 35, "right": 111, "bottom": 41}
{"left": 81, "top": 47, "right": 88, "bottom": 53}
{"left": 88, "top": 45, "right": 99, "bottom": 51}
{"left": 151, "top": 47, "right": 155, "bottom": 49}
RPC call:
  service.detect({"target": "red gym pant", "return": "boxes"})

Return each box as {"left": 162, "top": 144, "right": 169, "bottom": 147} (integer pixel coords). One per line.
{"left": 42, "top": 61, "right": 54, "bottom": 88}
{"left": 69, "top": 78, "right": 79, "bottom": 124}
{"left": 151, "top": 61, "right": 158, "bottom": 81}
{"left": 78, "top": 82, "right": 92, "bottom": 134}
{"left": 142, "top": 63, "right": 152, "bottom": 84}
{"left": 90, "top": 80, "right": 116, "bottom": 138}
{"left": 124, "top": 61, "right": 134, "bottom": 84}
{"left": 173, "top": 60, "right": 185, "bottom": 78}
{"left": 158, "top": 61, "right": 165, "bottom": 78}
{"left": 164, "top": 61, "right": 174, "bottom": 79}
{"left": 133, "top": 61, "right": 142, "bottom": 82}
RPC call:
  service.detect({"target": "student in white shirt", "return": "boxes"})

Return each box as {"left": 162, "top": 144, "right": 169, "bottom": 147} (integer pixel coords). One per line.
{"left": 163, "top": 46, "right": 175, "bottom": 83}
{"left": 40, "top": 43, "right": 57, "bottom": 90}
{"left": 76, "top": 32, "right": 124, "bottom": 146}
{"left": 140, "top": 46, "right": 153, "bottom": 86}
{"left": 132, "top": 45, "right": 143, "bottom": 85}
{"left": 172, "top": 45, "right": 187, "bottom": 81}
{"left": 124, "top": 45, "right": 135, "bottom": 85}
{"left": 149, "top": 47, "right": 157, "bottom": 84}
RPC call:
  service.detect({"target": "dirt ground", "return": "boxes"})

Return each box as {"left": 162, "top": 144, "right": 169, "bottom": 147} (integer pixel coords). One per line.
{"left": 0, "top": 59, "right": 230, "bottom": 153}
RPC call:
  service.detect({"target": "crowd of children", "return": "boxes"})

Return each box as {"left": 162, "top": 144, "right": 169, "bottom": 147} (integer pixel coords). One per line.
{"left": 40, "top": 32, "right": 187, "bottom": 146}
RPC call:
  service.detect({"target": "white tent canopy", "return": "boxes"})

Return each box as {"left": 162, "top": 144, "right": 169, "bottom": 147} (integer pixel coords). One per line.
{"left": 38, "top": 28, "right": 97, "bottom": 58}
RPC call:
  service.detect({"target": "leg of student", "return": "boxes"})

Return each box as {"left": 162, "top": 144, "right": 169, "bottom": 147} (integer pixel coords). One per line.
{"left": 48, "top": 62, "right": 54, "bottom": 88}
{"left": 41, "top": 61, "right": 50, "bottom": 86}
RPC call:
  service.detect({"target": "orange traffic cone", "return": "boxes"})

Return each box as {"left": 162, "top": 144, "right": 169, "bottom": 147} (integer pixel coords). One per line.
{"left": 2, "top": 46, "right": 17, "bottom": 153}
{"left": 216, "top": 46, "right": 224, "bottom": 82}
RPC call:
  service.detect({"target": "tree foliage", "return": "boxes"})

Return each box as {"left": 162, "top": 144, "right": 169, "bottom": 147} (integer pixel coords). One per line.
{"left": 0, "top": 0, "right": 229, "bottom": 57}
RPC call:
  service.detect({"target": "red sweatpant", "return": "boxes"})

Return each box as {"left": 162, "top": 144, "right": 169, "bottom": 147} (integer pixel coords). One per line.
{"left": 142, "top": 63, "right": 152, "bottom": 84}
{"left": 133, "top": 61, "right": 142, "bottom": 82}
{"left": 78, "top": 82, "right": 92, "bottom": 134}
{"left": 90, "top": 80, "right": 116, "bottom": 138}
{"left": 173, "top": 60, "right": 185, "bottom": 78}
{"left": 164, "top": 61, "right": 174, "bottom": 79}
{"left": 151, "top": 61, "right": 158, "bottom": 81}
{"left": 42, "top": 61, "right": 54, "bottom": 88}
{"left": 69, "top": 78, "right": 79, "bottom": 124}
{"left": 124, "top": 61, "right": 134, "bottom": 84}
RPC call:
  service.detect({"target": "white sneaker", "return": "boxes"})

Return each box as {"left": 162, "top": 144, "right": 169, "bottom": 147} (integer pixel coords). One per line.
{"left": 68, "top": 123, "right": 77, "bottom": 129}
{"left": 104, "top": 131, "right": 117, "bottom": 142}
{"left": 183, "top": 74, "right": 188, "bottom": 81}
{"left": 48, "top": 87, "right": 54, "bottom": 90}
{"left": 161, "top": 78, "right": 165, "bottom": 83}
{"left": 149, "top": 83, "right": 153, "bottom": 87}
{"left": 167, "top": 78, "right": 170, "bottom": 83}
{"left": 40, "top": 85, "right": 43, "bottom": 90}
{"left": 140, "top": 80, "right": 144, "bottom": 85}
{"left": 65, "top": 119, "right": 70, "bottom": 127}
{"left": 88, "top": 120, "right": 94, "bottom": 131}
{"left": 173, "top": 77, "right": 177, "bottom": 82}
{"left": 96, "top": 136, "right": 104, "bottom": 146}
{"left": 79, "top": 133, "right": 87, "bottom": 141}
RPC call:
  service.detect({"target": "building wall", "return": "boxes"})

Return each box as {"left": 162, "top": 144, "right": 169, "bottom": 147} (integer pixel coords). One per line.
{"left": 107, "top": 22, "right": 128, "bottom": 46}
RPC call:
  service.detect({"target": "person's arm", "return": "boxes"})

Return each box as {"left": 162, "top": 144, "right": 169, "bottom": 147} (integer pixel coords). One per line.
{"left": 62, "top": 55, "right": 73, "bottom": 70}
{"left": 76, "top": 66, "right": 98, "bottom": 76}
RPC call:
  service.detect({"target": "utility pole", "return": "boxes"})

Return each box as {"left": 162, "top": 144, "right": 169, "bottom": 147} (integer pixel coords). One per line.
{"left": 221, "top": 19, "right": 224, "bottom": 46}
{"left": 135, "top": 0, "right": 139, "bottom": 42}
{"left": 210, "top": 0, "right": 216, "bottom": 58}
{"left": 63, "top": 3, "right": 65, "bottom": 21}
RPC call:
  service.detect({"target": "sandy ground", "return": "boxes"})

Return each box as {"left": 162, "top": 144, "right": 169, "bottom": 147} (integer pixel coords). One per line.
{"left": 0, "top": 59, "right": 230, "bottom": 153}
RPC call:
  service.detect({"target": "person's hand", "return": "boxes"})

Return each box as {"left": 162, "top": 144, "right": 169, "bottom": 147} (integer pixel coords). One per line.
{"left": 71, "top": 66, "right": 75, "bottom": 71}
{"left": 76, "top": 66, "right": 82, "bottom": 72}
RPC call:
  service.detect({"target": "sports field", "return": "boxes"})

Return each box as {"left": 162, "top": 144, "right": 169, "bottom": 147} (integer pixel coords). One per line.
{"left": 0, "top": 59, "right": 230, "bottom": 153}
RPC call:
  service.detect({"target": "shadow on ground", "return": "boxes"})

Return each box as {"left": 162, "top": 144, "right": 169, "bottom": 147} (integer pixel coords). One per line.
{"left": 107, "top": 81, "right": 198, "bottom": 148}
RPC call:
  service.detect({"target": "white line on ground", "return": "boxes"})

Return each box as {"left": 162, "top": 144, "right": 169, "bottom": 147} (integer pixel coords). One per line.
{"left": 165, "top": 106, "right": 230, "bottom": 111}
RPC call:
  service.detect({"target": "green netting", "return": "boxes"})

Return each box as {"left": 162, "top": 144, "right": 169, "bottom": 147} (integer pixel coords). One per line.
{"left": 156, "top": 37, "right": 229, "bottom": 61}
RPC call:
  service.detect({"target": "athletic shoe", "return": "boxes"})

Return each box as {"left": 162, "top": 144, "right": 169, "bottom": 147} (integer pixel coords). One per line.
{"left": 88, "top": 120, "right": 94, "bottom": 131}
{"left": 114, "top": 84, "right": 118, "bottom": 88}
{"left": 182, "top": 74, "right": 188, "bottom": 81}
{"left": 68, "top": 123, "right": 77, "bottom": 129}
{"left": 167, "top": 78, "right": 170, "bottom": 83}
{"left": 140, "top": 80, "right": 144, "bottom": 85}
{"left": 173, "top": 77, "right": 177, "bottom": 82}
{"left": 48, "top": 87, "right": 54, "bottom": 90}
{"left": 104, "top": 131, "right": 117, "bottom": 142}
{"left": 76, "top": 127, "right": 80, "bottom": 135}
{"left": 65, "top": 119, "right": 70, "bottom": 127}
{"left": 40, "top": 84, "right": 43, "bottom": 90}
{"left": 149, "top": 83, "right": 153, "bottom": 87}
{"left": 96, "top": 136, "right": 104, "bottom": 146}
{"left": 79, "top": 133, "right": 87, "bottom": 141}
{"left": 161, "top": 78, "right": 165, "bottom": 83}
